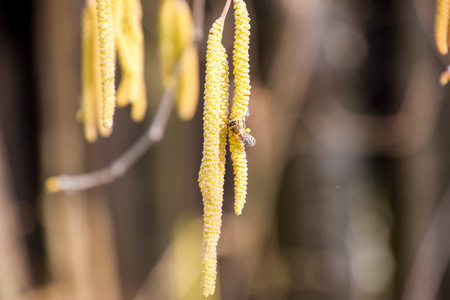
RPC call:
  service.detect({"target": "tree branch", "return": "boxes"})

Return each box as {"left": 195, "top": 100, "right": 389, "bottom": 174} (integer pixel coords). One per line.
{"left": 46, "top": 0, "right": 209, "bottom": 193}
{"left": 46, "top": 76, "right": 177, "bottom": 193}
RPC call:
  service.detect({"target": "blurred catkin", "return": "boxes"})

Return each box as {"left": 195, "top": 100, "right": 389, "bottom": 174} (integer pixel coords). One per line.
{"left": 81, "top": 1, "right": 99, "bottom": 142}
{"left": 198, "top": 19, "right": 228, "bottom": 297}
{"left": 159, "top": 0, "right": 199, "bottom": 120}
{"left": 114, "top": 0, "right": 147, "bottom": 121}
{"left": 174, "top": 0, "right": 199, "bottom": 120}
{"left": 96, "top": 0, "right": 116, "bottom": 128}
{"left": 230, "top": 0, "right": 251, "bottom": 215}
{"left": 176, "top": 45, "right": 200, "bottom": 120}
{"left": 440, "top": 67, "right": 450, "bottom": 85}
{"left": 435, "top": 0, "right": 450, "bottom": 55}
{"left": 159, "top": 0, "right": 177, "bottom": 87}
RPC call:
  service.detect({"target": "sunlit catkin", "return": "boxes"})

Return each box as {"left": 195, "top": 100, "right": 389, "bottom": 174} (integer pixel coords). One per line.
{"left": 96, "top": 0, "right": 116, "bottom": 128}
{"left": 229, "top": 0, "right": 251, "bottom": 215}
{"left": 435, "top": 0, "right": 450, "bottom": 55}
{"left": 230, "top": 0, "right": 250, "bottom": 121}
{"left": 198, "top": 19, "right": 228, "bottom": 297}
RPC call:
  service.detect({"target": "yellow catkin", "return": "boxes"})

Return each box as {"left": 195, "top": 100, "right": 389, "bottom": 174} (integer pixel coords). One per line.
{"left": 176, "top": 45, "right": 200, "bottom": 120}
{"left": 440, "top": 67, "right": 450, "bottom": 85}
{"left": 114, "top": 0, "right": 147, "bottom": 121}
{"left": 230, "top": 0, "right": 250, "bottom": 121}
{"left": 229, "top": 0, "right": 251, "bottom": 215}
{"left": 96, "top": 0, "right": 116, "bottom": 128}
{"left": 229, "top": 133, "right": 247, "bottom": 215}
{"left": 174, "top": 0, "right": 199, "bottom": 121}
{"left": 128, "top": 0, "right": 147, "bottom": 121}
{"left": 113, "top": 0, "right": 128, "bottom": 107}
{"left": 44, "top": 177, "right": 60, "bottom": 193}
{"left": 81, "top": 1, "right": 99, "bottom": 142}
{"left": 198, "top": 19, "right": 228, "bottom": 297}
{"left": 174, "top": 0, "right": 194, "bottom": 59}
{"left": 80, "top": 0, "right": 112, "bottom": 141}
{"left": 159, "top": 0, "right": 177, "bottom": 87}
{"left": 435, "top": 0, "right": 450, "bottom": 55}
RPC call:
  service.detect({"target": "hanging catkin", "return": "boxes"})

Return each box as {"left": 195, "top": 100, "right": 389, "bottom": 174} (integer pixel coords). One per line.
{"left": 435, "top": 0, "right": 450, "bottom": 55}
{"left": 95, "top": 0, "right": 117, "bottom": 128}
{"left": 198, "top": 18, "right": 228, "bottom": 298}
{"left": 229, "top": 0, "right": 251, "bottom": 215}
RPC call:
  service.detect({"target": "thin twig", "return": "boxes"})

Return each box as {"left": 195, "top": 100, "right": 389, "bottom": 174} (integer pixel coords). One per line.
{"left": 400, "top": 183, "right": 450, "bottom": 300}
{"left": 50, "top": 75, "right": 177, "bottom": 193}
{"left": 220, "top": 0, "right": 232, "bottom": 21}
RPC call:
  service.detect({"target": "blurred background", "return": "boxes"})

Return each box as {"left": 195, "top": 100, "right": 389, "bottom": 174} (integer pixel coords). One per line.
{"left": 1, "top": 0, "right": 450, "bottom": 299}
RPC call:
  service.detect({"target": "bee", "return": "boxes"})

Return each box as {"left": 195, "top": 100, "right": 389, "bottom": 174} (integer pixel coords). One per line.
{"left": 228, "top": 119, "right": 256, "bottom": 147}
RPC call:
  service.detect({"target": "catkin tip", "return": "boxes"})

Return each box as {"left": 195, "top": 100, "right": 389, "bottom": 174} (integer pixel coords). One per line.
{"left": 45, "top": 177, "right": 60, "bottom": 193}
{"left": 440, "top": 69, "right": 450, "bottom": 85}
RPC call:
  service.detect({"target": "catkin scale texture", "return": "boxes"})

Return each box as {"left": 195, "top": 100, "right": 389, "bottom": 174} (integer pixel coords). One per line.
{"left": 230, "top": 0, "right": 251, "bottom": 121}
{"left": 435, "top": 0, "right": 450, "bottom": 55}
{"left": 199, "top": 19, "right": 228, "bottom": 297}
{"left": 229, "top": 133, "right": 247, "bottom": 215}
{"left": 229, "top": 0, "right": 251, "bottom": 215}
{"left": 81, "top": 1, "right": 112, "bottom": 141}
{"left": 96, "top": 0, "right": 116, "bottom": 128}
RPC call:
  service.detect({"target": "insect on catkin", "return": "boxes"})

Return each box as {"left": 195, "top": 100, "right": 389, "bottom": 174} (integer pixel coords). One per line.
{"left": 198, "top": 18, "right": 228, "bottom": 298}
{"left": 435, "top": 0, "right": 450, "bottom": 55}
{"left": 95, "top": 0, "right": 116, "bottom": 128}
{"left": 229, "top": 0, "right": 251, "bottom": 215}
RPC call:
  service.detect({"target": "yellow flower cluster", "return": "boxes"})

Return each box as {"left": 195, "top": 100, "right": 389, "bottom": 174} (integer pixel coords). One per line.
{"left": 79, "top": 0, "right": 147, "bottom": 141}
{"left": 229, "top": 0, "right": 251, "bottom": 215}
{"left": 436, "top": 0, "right": 450, "bottom": 55}
{"left": 159, "top": 0, "right": 199, "bottom": 121}
{"left": 199, "top": 19, "right": 228, "bottom": 297}
{"left": 230, "top": 0, "right": 251, "bottom": 122}
{"left": 199, "top": 0, "right": 253, "bottom": 296}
